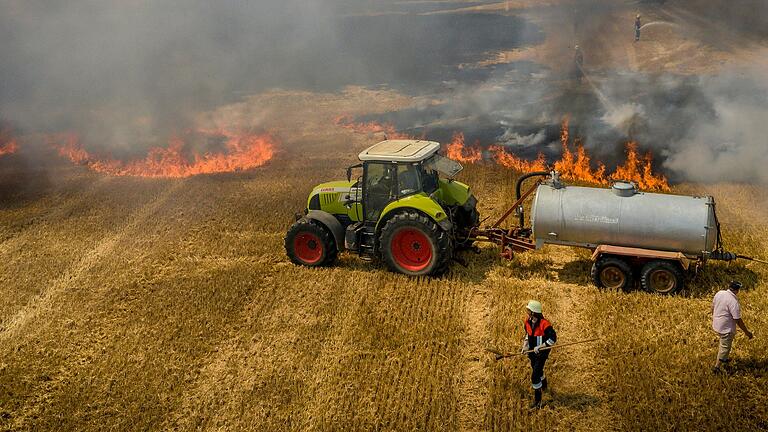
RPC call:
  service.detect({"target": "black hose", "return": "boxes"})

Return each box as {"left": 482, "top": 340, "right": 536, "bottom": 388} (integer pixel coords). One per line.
{"left": 515, "top": 171, "right": 550, "bottom": 227}
{"left": 711, "top": 198, "right": 724, "bottom": 251}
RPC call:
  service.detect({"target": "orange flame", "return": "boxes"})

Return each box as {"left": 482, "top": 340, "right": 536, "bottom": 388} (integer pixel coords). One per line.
{"left": 445, "top": 132, "right": 482, "bottom": 163}
{"left": 335, "top": 116, "right": 412, "bottom": 139}
{"left": 553, "top": 118, "right": 667, "bottom": 190}
{"left": 613, "top": 142, "right": 669, "bottom": 191}
{"left": 554, "top": 118, "right": 608, "bottom": 184}
{"left": 0, "top": 139, "right": 18, "bottom": 156}
{"left": 485, "top": 118, "right": 669, "bottom": 191}
{"left": 337, "top": 115, "right": 669, "bottom": 191}
{"left": 53, "top": 130, "right": 275, "bottom": 178}
{"left": 0, "top": 129, "right": 19, "bottom": 156}
{"left": 490, "top": 145, "right": 547, "bottom": 172}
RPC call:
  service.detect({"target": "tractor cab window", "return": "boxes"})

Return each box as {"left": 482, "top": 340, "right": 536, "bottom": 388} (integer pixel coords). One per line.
{"left": 397, "top": 164, "right": 421, "bottom": 196}
{"left": 420, "top": 165, "right": 439, "bottom": 194}
{"left": 364, "top": 163, "right": 395, "bottom": 221}
{"left": 424, "top": 154, "right": 463, "bottom": 178}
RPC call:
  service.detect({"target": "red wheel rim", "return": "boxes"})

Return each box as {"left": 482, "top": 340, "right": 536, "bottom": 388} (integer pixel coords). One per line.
{"left": 391, "top": 228, "right": 433, "bottom": 272}
{"left": 293, "top": 232, "right": 323, "bottom": 264}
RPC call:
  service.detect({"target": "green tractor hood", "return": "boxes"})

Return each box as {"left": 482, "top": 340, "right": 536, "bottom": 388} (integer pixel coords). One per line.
{"left": 435, "top": 179, "right": 472, "bottom": 206}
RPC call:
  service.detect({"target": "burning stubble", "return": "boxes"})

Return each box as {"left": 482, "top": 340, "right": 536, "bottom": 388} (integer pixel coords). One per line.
{"left": 0, "top": 0, "right": 767, "bottom": 183}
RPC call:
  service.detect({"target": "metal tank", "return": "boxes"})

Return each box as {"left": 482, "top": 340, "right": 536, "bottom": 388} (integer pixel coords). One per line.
{"left": 530, "top": 181, "right": 718, "bottom": 257}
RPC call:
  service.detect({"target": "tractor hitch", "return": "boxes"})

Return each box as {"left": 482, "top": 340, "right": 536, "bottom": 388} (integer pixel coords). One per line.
{"left": 464, "top": 171, "right": 550, "bottom": 260}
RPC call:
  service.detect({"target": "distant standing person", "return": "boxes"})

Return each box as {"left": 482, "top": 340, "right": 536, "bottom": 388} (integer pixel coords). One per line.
{"left": 573, "top": 45, "right": 584, "bottom": 80}
{"left": 712, "top": 281, "right": 754, "bottom": 373}
{"left": 635, "top": 14, "right": 642, "bottom": 41}
{"left": 521, "top": 300, "right": 557, "bottom": 408}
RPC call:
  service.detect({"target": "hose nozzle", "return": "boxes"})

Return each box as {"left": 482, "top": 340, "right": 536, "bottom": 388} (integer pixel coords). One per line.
{"left": 710, "top": 250, "right": 768, "bottom": 265}
{"left": 709, "top": 250, "right": 737, "bottom": 261}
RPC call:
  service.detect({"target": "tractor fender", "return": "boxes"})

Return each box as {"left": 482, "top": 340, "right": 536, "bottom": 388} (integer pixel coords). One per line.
{"left": 306, "top": 210, "right": 345, "bottom": 251}
{"left": 377, "top": 195, "right": 452, "bottom": 233}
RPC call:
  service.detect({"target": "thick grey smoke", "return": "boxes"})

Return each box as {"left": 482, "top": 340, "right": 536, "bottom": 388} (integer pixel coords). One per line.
{"left": 352, "top": 1, "right": 768, "bottom": 184}
{"left": 0, "top": 0, "right": 543, "bottom": 155}
{"left": 1, "top": 0, "right": 766, "bottom": 185}
{"left": 0, "top": 1, "right": 339, "bottom": 152}
{"left": 361, "top": 63, "right": 768, "bottom": 184}
{"left": 662, "top": 69, "right": 768, "bottom": 183}
{"left": 587, "top": 68, "right": 768, "bottom": 183}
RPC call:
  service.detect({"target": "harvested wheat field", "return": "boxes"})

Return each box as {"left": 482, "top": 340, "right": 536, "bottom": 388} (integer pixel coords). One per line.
{"left": 2, "top": 0, "right": 768, "bottom": 431}
{"left": 1, "top": 91, "right": 767, "bottom": 430}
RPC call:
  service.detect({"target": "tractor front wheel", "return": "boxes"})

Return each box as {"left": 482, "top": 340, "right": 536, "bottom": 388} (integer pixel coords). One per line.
{"left": 380, "top": 211, "right": 452, "bottom": 276}
{"left": 285, "top": 219, "right": 337, "bottom": 267}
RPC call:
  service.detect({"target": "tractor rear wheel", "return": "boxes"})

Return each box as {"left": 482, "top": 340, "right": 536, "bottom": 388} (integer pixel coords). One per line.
{"left": 380, "top": 211, "right": 452, "bottom": 276}
{"left": 640, "top": 260, "right": 684, "bottom": 295}
{"left": 591, "top": 256, "right": 634, "bottom": 291}
{"left": 285, "top": 219, "right": 337, "bottom": 267}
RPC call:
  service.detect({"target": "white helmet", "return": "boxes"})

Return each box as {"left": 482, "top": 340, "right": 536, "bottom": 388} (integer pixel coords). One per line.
{"left": 526, "top": 300, "right": 543, "bottom": 314}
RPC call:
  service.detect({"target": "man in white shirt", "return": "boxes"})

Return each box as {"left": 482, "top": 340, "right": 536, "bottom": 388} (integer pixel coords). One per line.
{"left": 712, "top": 281, "right": 754, "bottom": 373}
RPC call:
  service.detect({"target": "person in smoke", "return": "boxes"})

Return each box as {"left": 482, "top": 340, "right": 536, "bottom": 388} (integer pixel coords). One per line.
{"left": 521, "top": 300, "right": 557, "bottom": 409}
{"left": 635, "top": 14, "right": 642, "bottom": 41}
{"left": 572, "top": 45, "right": 584, "bottom": 81}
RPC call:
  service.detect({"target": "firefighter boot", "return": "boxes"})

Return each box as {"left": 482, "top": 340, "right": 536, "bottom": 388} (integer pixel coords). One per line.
{"left": 542, "top": 377, "right": 556, "bottom": 399}
{"left": 529, "top": 389, "right": 542, "bottom": 409}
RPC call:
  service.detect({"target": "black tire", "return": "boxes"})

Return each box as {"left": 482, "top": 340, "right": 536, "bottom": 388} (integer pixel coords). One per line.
{"left": 591, "top": 256, "right": 634, "bottom": 291}
{"left": 640, "top": 260, "right": 685, "bottom": 295}
{"left": 379, "top": 211, "right": 452, "bottom": 276}
{"left": 285, "top": 219, "right": 337, "bottom": 267}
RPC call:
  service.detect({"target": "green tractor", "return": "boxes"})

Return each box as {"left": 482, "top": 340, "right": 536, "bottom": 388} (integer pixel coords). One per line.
{"left": 285, "top": 139, "right": 479, "bottom": 276}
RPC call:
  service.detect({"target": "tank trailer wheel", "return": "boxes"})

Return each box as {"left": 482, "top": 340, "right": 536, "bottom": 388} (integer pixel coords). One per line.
{"left": 380, "top": 211, "right": 452, "bottom": 276}
{"left": 591, "top": 256, "right": 634, "bottom": 291}
{"left": 285, "top": 219, "right": 338, "bottom": 267}
{"left": 640, "top": 260, "right": 685, "bottom": 295}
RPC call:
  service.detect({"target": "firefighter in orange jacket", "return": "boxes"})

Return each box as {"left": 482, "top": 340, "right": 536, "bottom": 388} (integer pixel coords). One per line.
{"left": 521, "top": 300, "right": 557, "bottom": 408}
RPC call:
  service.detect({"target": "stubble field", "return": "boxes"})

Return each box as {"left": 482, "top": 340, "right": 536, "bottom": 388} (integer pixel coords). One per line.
{"left": 0, "top": 87, "right": 766, "bottom": 431}
{"left": 3, "top": 0, "right": 768, "bottom": 428}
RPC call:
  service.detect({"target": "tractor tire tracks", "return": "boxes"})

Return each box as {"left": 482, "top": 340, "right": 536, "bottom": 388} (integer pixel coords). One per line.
{"left": 457, "top": 284, "right": 490, "bottom": 432}
{"left": 0, "top": 181, "right": 182, "bottom": 340}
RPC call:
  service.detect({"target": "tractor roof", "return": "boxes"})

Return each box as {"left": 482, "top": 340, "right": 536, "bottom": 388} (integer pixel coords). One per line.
{"left": 358, "top": 140, "right": 441, "bottom": 163}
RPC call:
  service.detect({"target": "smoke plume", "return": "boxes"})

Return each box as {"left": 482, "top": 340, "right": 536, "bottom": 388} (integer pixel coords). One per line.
{"left": 1, "top": 0, "right": 766, "bottom": 184}
{"left": 0, "top": 1, "right": 340, "bottom": 152}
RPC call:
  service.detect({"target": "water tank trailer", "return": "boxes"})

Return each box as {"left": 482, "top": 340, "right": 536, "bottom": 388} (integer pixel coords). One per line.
{"left": 469, "top": 171, "right": 764, "bottom": 295}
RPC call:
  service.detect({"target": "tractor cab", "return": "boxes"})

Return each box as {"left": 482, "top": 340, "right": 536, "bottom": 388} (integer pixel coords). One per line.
{"left": 353, "top": 140, "right": 462, "bottom": 223}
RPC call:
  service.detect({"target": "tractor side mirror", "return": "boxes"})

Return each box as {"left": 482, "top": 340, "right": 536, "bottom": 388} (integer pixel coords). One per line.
{"left": 346, "top": 163, "right": 362, "bottom": 182}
